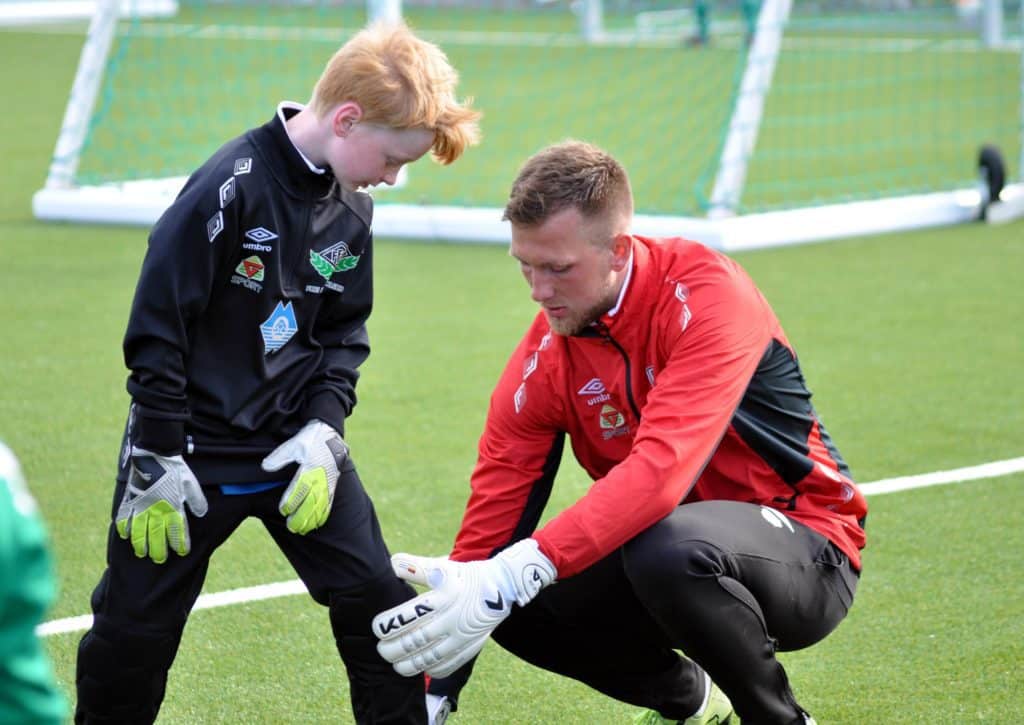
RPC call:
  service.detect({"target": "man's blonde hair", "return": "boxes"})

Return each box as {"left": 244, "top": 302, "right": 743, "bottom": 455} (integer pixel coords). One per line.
{"left": 312, "top": 22, "right": 481, "bottom": 164}
{"left": 503, "top": 140, "right": 633, "bottom": 232}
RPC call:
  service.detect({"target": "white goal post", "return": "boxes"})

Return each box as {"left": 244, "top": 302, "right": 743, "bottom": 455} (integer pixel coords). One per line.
{"left": 31, "top": 0, "right": 1024, "bottom": 252}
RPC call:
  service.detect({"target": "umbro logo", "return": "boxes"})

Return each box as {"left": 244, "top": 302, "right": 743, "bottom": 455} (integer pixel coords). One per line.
{"left": 245, "top": 227, "right": 278, "bottom": 244}
{"left": 577, "top": 378, "right": 605, "bottom": 395}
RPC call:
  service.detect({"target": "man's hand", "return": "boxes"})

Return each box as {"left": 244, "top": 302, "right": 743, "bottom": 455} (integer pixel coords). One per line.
{"left": 116, "top": 447, "right": 209, "bottom": 564}
{"left": 372, "top": 539, "right": 556, "bottom": 678}
{"left": 261, "top": 419, "right": 348, "bottom": 535}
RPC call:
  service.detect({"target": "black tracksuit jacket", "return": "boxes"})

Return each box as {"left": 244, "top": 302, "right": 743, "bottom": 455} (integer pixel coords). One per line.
{"left": 117, "top": 107, "right": 374, "bottom": 486}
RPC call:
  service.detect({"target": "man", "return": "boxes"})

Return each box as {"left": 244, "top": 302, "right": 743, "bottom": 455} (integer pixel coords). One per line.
{"left": 373, "top": 141, "right": 866, "bottom": 725}
{"left": 74, "top": 22, "right": 480, "bottom": 724}
{"left": 0, "top": 440, "right": 68, "bottom": 725}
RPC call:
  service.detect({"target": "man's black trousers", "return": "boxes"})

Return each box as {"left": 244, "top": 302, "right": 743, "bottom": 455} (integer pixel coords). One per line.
{"left": 433, "top": 500, "right": 859, "bottom": 725}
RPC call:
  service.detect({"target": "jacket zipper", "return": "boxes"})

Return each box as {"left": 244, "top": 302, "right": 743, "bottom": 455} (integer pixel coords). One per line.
{"left": 593, "top": 321, "right": 641, "bottom": 421}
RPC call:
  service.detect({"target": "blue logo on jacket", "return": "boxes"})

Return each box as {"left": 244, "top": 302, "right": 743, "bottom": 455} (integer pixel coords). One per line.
{"left": 261, "top": 301, "right": 297, "bottom": 355}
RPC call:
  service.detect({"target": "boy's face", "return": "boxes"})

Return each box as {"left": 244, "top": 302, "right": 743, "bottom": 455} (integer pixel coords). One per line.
{"left": 329, "top": 122, "right": 434, "bottom": 192}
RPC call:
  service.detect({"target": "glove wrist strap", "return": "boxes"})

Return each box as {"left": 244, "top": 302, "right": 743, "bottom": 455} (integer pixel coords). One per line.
{"left": 499, "top": 539, "right": 557, "bottom": 607}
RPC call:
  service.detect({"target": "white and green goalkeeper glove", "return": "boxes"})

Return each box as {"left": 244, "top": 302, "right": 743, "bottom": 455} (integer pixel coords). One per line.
{"left": 116, "top": 447, "right": 208, "bottom": 564}
{"left": 261, "top": 419, "right": 348, "bottom": 535}
{"left": 372, "top": 538, "right": 557, "bottom": 678}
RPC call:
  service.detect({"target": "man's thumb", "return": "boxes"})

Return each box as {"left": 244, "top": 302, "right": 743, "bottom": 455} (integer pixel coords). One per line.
{"left": 391, "top": 553, "right": 446, "bottom": 588}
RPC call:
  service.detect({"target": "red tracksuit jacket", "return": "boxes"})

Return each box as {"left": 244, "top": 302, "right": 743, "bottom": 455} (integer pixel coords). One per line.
{"left": 451, "top": 235, "right": 867, "bottom": 578}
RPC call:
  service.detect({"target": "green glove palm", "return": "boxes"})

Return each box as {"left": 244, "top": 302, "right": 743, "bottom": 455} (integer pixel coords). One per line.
{"left": 261, "top": 420, "right": 348, "bottom": 535}
{"left": 115, "top": 448, "right": 208, "bottom": 564}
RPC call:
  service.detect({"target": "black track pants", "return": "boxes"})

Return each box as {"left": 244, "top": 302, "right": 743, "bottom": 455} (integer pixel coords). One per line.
{"left": 75, "top": 463, "right": 426, "bottom": 724}
{"left": 487, "top": 501, "right": 859, "bottom": 724}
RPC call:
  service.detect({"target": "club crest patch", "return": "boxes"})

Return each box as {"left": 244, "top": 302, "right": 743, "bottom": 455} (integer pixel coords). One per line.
{"left": 310, "top": 240, "right": 360, "bottom": 280}
{"left": 260, "top": 301, "right": 297, "bottom": 355}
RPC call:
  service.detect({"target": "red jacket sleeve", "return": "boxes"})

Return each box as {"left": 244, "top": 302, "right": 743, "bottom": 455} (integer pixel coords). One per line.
{"left": 449, "top": 325, "right": 567, "bottom": 563}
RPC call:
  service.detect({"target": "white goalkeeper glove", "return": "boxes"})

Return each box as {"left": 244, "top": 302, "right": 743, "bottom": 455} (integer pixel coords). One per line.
{"left": 261, "top": 419, "right": 348, "bottom": 535}
{"left": 116, "top": 447, "right": 208, "bottom": 564}
{"left": 372, "top": 538, "right": 556, "bottom": 678}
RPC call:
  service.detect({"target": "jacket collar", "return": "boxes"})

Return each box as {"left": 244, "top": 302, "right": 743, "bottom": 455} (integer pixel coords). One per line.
{"left": 250, "top": 105, "right": 336, "bottom": 199}
{"left": 593, "top": 236, "right": 653, "bottom": 335}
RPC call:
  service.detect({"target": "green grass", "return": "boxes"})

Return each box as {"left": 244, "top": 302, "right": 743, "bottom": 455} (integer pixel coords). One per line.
{"left": 2, "top": 19, "right": 1023, "bottom": 725}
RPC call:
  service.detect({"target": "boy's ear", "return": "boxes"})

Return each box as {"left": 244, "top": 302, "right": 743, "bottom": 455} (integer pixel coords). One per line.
{"left": 332, "top": 101, "right": 364, "bottom": 137}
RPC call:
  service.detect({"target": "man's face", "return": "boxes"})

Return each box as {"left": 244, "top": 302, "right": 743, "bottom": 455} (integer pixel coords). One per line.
{"left": 329, "top": 122, "right": 434, "bottom": 192}
{"left": 510, "top": 207, "right": 627, "bottom": 336}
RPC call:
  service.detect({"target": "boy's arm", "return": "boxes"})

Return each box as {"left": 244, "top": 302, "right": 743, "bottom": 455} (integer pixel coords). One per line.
{"left": 123, "top": 179, "right": 234, "bottom": 454}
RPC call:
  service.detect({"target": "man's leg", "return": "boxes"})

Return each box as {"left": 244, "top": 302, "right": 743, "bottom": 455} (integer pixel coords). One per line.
{"left": 490, "top": 551, "right": 710, "bottom": 720}
{"left": 265, "top": 461, "right": 426, "bottom": 725}
{"left": 75, "top": 483, "right": 242, "bottom": 724}
{"left": 622, "top": 500, "right": 858, "bottom": 725}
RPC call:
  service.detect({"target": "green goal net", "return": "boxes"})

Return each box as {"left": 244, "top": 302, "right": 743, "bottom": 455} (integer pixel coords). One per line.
{"left": 34, "top": 0, "right": 1024, "bottom": 246}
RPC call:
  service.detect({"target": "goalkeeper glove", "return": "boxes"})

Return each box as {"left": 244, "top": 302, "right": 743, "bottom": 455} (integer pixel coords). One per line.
{"left": 372, "top": 538, "right": 556, "bottom": 678}
{"left": 116, "top": 447, "right": 208, "bottom": 564}
{"left": 261, "top": 419, "right": 348, "bottom": 535}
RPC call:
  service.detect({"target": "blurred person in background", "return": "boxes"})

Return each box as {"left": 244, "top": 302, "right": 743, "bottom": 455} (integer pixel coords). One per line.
{"left": 0, "top": 439, "right": 68, "bottom": 725}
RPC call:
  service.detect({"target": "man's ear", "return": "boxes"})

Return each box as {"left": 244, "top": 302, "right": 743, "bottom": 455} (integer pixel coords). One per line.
{"left": 610, "top": 233, "right": 631, "bottom": 271}
{"left": 332, "top": 101, "right": 363, "bottom": 138}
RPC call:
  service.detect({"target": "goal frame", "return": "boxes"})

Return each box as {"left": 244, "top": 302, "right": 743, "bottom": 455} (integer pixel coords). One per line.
{"left": 31, "top": 0, "right": 1024, "bottom": 252}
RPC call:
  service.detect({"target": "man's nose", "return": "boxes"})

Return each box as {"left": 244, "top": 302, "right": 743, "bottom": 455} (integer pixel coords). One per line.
{"left": 530, "top": 274, "right": 554, "bottom": 302}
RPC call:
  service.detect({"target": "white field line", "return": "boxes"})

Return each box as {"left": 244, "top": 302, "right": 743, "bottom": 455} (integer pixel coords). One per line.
{"left": 38, "top": 455, "right": 1024, "bottom": 638}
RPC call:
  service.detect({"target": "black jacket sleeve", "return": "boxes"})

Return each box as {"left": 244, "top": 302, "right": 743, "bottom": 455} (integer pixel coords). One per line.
{"left": 123, "top": 177, "right": 236, "bottom": 454}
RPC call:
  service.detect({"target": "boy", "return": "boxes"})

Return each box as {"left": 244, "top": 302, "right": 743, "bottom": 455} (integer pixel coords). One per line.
{"left": 75, "top": 22, "right": 480, "bottom": 724}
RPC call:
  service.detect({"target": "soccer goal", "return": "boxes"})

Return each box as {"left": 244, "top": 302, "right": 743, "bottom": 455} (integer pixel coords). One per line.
{"left": 33, "top": 0, "right": 1024, "bottom": 251}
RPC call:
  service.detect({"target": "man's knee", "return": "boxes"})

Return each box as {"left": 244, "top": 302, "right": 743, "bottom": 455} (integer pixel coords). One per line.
{"left": 623, "top": 519, "right": 729, "bottom": 592}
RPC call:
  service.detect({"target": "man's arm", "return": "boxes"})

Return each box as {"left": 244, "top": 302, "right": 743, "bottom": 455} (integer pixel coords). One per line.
{"left": 448, "top": 324, "right": 567, "bottom": 563}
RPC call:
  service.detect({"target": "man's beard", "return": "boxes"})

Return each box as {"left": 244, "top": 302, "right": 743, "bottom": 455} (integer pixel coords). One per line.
{"left": 546, "top": 287, "right": 620, "bottom": 336}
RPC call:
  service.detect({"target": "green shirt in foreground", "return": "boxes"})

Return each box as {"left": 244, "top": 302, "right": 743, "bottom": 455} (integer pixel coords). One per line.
{"left": 0, "top": 441, "right": 68, "bottom": 724}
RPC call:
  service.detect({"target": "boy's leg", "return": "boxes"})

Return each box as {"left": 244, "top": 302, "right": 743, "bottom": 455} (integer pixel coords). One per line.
{"left": 623, "top": 500, "right": 859, "bottom": 724}
{"left": 265, "top": 461, "right": 426, "bottom": 725}
{"left": 75, "top": 482, "right": 242, "bottom": 724}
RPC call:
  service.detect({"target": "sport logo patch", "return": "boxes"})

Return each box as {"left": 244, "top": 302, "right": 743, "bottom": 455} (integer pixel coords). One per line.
{"left": 260, "top": 301, "right": 297, "bottom": 355}
{"left": 599, "top": 404, "right": 625, "bottom": 430}
{"left": 237, "top": 256, "right": 264, "bottom": 280}
{"left": 310, "top": 240, "right": 360, "bottom": 280}
{"left": 231, "top": 255, "right": 265, "bottom": 293}
{"left": 598, "top": 403, "right": 629, "bottom": 440}
{"left": 233, "top": 157, "right": 252, "bottom": 175}
{"left": 246, "top": 227, "right": 278, "bottom": 244}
